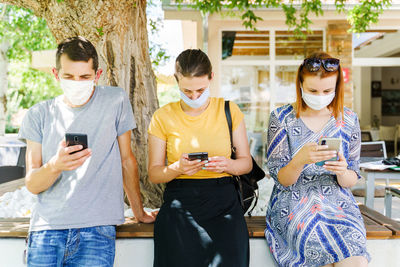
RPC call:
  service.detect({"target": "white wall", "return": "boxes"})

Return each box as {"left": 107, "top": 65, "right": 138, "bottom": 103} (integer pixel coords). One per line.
{"left": 353, "top": 66, "right": 372, "bottom": 127}
{"left": 353, "top": 67, "right": 362, "bottom": 121}
{"left": 0, "top": 238, "right": 277, "bottom": 267}
{"left": 2, "top": 237, "right": 400, "bottom": 267}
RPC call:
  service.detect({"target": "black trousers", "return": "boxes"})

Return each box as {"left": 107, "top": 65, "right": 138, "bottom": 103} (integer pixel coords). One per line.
{"left": 153, "top": 177, "right": 250, "bottom": 267}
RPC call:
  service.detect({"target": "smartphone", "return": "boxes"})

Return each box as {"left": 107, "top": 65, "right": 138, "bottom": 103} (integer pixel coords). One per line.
{"left": 65, "top": 133, "right": 88, "bottom": 154}
{"left": 188, "top": 152, "right": 208, "bottom": 161}
{"left": 315, "top": 137, "right": 341, "bottom": 166}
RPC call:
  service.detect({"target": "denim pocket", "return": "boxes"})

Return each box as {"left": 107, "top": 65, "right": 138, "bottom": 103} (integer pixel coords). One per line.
{"left": 95, "top": 225, "right": 116, "bottom": 240}
{"left": 27, "top": 231, "right": 44, "bottom": 248}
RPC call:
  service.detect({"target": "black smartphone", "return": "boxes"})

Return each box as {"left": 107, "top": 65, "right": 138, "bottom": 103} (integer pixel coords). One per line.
{"left": 65, "top": 133, "right": 88, "bottom": 154}
{"left": 188, "top": 152, "right": 208, "bottom": 161}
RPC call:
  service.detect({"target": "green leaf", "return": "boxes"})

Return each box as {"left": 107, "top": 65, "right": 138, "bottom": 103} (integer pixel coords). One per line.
{"left": 96, "top": 27, "right": 104, "bottom": 37}
{"left": 347, "top": 0, "right": 391, "bottom": 33}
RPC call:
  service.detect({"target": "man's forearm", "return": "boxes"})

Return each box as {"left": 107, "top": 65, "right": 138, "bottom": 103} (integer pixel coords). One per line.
{"left": 26, "top": 161, "right": 62, "bottom": 194}
{"left": 122, "top": 156, "right": 144, "bottom": 219}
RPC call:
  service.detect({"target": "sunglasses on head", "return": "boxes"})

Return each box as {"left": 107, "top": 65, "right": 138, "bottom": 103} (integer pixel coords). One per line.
{"left": 302, "top": 58, "right": 340, "bottom": 72}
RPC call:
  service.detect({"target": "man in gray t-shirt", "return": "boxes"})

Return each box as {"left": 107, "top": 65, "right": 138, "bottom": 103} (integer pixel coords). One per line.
{"left": 18, "top": 36, "right": 156, "bottom": 266}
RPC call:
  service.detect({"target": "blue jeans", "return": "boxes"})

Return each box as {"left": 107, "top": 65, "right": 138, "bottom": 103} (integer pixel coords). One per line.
{"left": 27, "top": 225, "right": 116, "bottom": 267}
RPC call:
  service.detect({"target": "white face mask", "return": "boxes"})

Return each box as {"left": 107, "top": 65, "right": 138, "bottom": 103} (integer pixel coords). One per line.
{"left": 301, "top": 88, "right": 335, "bottom": 111}
{"left": 180, "top": 87, "right": 210, "bottom": 109}
{"left": 60, "top": 79, "right": 95, "bottom": 106}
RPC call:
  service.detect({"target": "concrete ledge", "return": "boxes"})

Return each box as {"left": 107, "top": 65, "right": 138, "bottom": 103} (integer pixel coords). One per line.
{"left": 2, "top": 236, "right": 400, "bottom": 267}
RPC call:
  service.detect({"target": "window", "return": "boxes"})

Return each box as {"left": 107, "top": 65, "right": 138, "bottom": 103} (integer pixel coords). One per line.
{"left": 222, "top": 30, "right": 269, "bottom": 61}
{"left": 275, "top": 30, "right": 323, "bottom": 60}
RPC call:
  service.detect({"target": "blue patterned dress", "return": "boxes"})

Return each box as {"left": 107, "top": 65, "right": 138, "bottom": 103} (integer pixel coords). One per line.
{"left": 265, "top": 104, "right": 370, "bottom": 267}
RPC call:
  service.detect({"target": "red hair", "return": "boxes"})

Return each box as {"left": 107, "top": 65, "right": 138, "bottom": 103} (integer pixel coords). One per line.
{"left": 295, "top": 52, "right": 344, "bottom": 119}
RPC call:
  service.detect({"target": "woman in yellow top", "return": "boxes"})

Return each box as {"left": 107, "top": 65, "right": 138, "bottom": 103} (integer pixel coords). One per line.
{"left": 148, "top": 49, "right": 252, "bottom": 267}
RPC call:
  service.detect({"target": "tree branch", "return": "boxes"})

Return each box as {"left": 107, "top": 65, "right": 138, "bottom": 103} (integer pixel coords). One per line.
{"left": 177, "top": 0, "right": 392, "bottom": 35}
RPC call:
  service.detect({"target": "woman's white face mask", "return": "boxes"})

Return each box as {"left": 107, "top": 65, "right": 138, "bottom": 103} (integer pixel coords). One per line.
{"left": 301, "top": 88, "right": 335, "bottom": 111}
{"left": 180, "top": 87, "right": 210, "bottom": 109}
{"left": 60, "top": 79, "right": 95, "bottom": 106}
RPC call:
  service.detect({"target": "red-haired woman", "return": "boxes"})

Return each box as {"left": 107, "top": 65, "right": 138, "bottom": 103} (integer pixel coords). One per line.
{"left": 265, "top": 52, "right": 369, "bottom": 267}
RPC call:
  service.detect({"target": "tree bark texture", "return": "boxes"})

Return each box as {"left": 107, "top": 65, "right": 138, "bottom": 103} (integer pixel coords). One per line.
{"left": 1, "top": 0, "right": 164, "bottom": 208}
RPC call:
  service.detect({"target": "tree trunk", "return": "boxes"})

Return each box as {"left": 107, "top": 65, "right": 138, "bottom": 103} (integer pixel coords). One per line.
{"left": 0, "top": 41, "right": 9, "bottom": 136}
{"left": 1, "top": 0, "right": 164, "bottom": 208}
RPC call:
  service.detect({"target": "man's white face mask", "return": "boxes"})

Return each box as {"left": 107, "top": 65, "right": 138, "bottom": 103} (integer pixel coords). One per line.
{"left": 60, "top": 79, "right": 94, "bottom": 106}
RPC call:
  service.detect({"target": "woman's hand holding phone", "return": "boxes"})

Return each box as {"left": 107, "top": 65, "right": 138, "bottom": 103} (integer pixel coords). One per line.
{"left": 294, "top": 143, "right": 337, "bottom": 165}
{"left": 323, "top": 152, "right": 348, "bottom": 176}
{"left": 174, "top": 153, "right": 208, "bottom": 176}
{"left": 203, "top": 156, "right": 230, "bottom": 173}
{"left": 49, "top": 140, "right": 92, "bottom": 172}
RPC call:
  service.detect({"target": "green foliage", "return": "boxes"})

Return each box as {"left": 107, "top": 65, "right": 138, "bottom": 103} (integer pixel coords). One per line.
{"left": 0, "top": 4, "right": 58, "bottom": 132}
{"left": 8, "top": 63, "right": 61, "bottom": 109}
{"left": 174, "top": 0, "right": 393, "bottom": 36}
{"left": 147, "top": 0, "right": 170, "bottom": 70}
{"left": 347, "top": 0, "right": 392, "bottom": 33}
{"left": 241, "top": 10, "right": 262, "bottom": 30}
{"left": 96, "top": 27, "right": 104, "bottom": 37}
{"left": 334, "top": 0, "right": 346, "bottom": 13}
{"left": 6, "top": 61, "right": 62, "bottom": 133}
{"left": 157, "top": 85, "right": 180, "bottom": 107}
{"left": 0, "top": 4, "right": 56, "bottom": 60}
{"left": 5, "top": 61, "right": 62, "bottom": 133}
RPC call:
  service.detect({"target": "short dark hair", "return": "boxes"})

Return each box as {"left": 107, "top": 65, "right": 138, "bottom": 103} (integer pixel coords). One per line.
{"left": 56, "top": 36, "right": 98, "bottom": 71}
{"left": 174, "top": 49, "right": 212, "bottom": 81}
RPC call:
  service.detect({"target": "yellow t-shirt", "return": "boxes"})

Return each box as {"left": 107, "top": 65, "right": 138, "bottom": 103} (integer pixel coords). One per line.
{"left": 148, "top": 97, "right": 244, "bottom": 179}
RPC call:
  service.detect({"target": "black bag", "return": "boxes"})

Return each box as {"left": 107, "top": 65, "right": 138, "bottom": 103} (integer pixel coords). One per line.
{"left": 224, "top": 101, "right": 266, "bottom": 216}
{"left": 382, "top": 157, "right": 400, "bottom": 166}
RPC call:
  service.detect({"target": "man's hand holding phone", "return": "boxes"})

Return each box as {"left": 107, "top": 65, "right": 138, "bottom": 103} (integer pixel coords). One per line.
{"left": 48, "top": 137, "right": 91, "bottom": 172}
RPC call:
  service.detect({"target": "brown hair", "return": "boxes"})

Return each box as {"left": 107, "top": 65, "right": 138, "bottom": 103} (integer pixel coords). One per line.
{"left": 295, "top": 51, "right": 344, "bottom": 119}
{"left": 174, "top": 49, "right": 212, "bottom": 82}
{"left": 56, "top": 36, "right": 98, "bottom": 72}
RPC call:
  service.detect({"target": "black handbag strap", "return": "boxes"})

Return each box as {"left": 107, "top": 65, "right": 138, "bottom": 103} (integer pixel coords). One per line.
{"left": 224, "top": 101, "right": 235, "bottom": 159}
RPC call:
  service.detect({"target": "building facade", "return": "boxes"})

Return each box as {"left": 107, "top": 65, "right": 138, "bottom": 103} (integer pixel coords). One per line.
{"left": 163, "top": 2, "right": 400, "bottom": 161}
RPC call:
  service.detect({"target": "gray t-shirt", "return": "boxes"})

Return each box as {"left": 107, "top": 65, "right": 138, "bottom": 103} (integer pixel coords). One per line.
{"left": 18, "top": 86, "right": 136, "bottom": 231}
